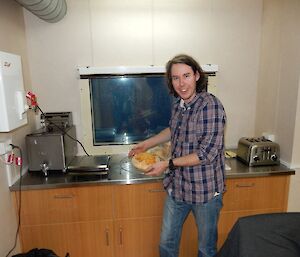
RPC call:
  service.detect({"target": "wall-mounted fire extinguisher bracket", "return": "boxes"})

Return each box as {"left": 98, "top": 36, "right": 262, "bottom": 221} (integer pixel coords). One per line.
{"left": 26, "top": 91, "right": 38, "bottom": 111}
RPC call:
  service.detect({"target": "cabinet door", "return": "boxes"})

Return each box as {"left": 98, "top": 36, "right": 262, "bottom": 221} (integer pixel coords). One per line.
{"left": 218, "top": 175, "right": 290, "bottom": 249}
{"left": 113, "top": 215, "right": 199, "bottom": 257}
{"left": 114, "top": 217, "right": 162, "bottom": 257}
{"left": 179, "top": 213, "right": 198, "bottom": 257}
{"left": 20, "top": 220, "right": 114, "bottom": 257}
{"left": 223, "top": 176, "right": 289, "bottom": 211}
{"left": 218, "top": 209, "right": 283, "bottom": 248}
{"left": 114, "top": 182, "right": 166, "bottom": 219}
{"left": 15, "top": 185, "right": 114, "bottom": 225}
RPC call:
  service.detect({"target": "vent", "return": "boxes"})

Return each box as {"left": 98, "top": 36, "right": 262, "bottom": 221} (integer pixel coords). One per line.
{"left": 15, "top": 0, "right": 67, "bottom": 23}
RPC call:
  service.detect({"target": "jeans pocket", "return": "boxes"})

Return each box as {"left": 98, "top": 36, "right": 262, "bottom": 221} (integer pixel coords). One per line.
{"left": 213, "top": 193, "right": 223, "bottom": 209}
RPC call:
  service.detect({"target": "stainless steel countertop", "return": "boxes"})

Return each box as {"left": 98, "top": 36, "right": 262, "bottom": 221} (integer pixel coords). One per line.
{"left": 9, "top": 154, "right": 295, "bottom": 191}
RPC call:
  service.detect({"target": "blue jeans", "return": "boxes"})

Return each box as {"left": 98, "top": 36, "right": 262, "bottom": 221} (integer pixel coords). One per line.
{"left": 159, "top": 194, "right": 223, "bottom": 257}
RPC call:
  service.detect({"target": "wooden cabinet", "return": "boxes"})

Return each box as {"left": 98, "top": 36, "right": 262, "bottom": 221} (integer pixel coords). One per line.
{"left": 113, "top": 182, "right": 166, "bottom": 257}
{"left": 179, "top": 213, "right": 198, "bottom": 257}
{"left": 113, "top": 182, "right": 166, "bottom": 219}
{"left": 113, "top": 217, "right": 163, "bottom": 257}
{"left": 18, "top": 186, "right": 114, "bottom": 225}
{"left": 14, "top": 175, "right": 290, "bottom": 257}
{"left": 217, "top": 175, "right": 290, "bottom": 248}
{"left": 20, "top": 220, "right": 114, "bottom": 257}
{"left": 14, "top": 182, "right": 165, "bottom": 257}
{"left": 177, "top": 175, "right": 290, "bottom": 256}
{"left": 14, "top": 185, "right": 114, "bottom": 257}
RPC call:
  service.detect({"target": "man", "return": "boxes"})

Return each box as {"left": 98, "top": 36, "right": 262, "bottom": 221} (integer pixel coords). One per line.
{"left": 129, "top": 54, "right": 226, "bottom": 257}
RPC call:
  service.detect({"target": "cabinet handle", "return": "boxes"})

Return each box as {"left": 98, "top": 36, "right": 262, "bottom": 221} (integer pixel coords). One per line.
{"left": 105, "top": 228, "right": 109, "bottom": 246}
{"left": 235, "top": 183, "right": 255, "bottom": 188}
{"left": 53, "top": 194, "right": 75, "bottom": 199}
{"left": 148, "top": 189, "right": 165, "bottom": 193}
{"left": 119, "top": 227, "right": 123, "bottom": 245}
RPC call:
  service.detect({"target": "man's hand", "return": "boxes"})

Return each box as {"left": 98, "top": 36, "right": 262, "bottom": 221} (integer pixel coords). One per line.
{"left": 145, "top": 160, "right": 169, "bottom": 176}
{"left": 128, "top": 142, "right": 148, "bottom": 157}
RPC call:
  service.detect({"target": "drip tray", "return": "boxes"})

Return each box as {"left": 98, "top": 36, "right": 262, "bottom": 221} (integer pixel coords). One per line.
{"left": 67, "top": 155, "right": 110, "bottom": 175}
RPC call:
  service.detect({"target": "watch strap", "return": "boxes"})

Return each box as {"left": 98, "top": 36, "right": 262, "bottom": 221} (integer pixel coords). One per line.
{"left": 168, "top": 159, "right": 176, "bottom": 171}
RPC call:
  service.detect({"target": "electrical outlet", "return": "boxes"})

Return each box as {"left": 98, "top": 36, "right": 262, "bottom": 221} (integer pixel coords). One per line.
{"left": 0, "top": 143, "right": 5, "bottom": 155}
{"left": 0, "top": 139, "right": 24, "bottom": 186}
{"left": 0, "top": 139, "right": 12, "bottom": 155}
{"left": 6, "top": 164, "right": 26, "bottom": 187}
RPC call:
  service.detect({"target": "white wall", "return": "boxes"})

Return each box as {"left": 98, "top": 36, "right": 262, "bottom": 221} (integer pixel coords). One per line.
{"left": 288, "top": 70, "right": 300, "bottom": 211}
{"left": 256, "top": 0, "right": 300, "bottom": 164}
{"left": 278, "top": 0, "right": 300, "bottom": 211}
{"left": 254, "top": 0, "right": 300, "bottom": 211}
{"left": 23, "top": 0, "right": 263, "bottom": 154}
{"left": 274, "top": 0, "right": 300, "bottom": 164}
{"left": 0, "top": 1, "right": 34, "bottom": 255}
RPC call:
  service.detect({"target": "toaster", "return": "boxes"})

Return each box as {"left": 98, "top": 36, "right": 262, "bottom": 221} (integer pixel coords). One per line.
{"left": 237, "top": 137, "right": 280, "bottom": 166}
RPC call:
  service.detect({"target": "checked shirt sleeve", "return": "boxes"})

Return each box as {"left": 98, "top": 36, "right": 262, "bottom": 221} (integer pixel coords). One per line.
{"left": 196, "top": 97, "right": 226, "bottom": 165}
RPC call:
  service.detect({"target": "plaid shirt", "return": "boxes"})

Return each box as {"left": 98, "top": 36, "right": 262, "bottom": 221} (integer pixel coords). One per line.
{"left": 163, "top": 92, "right": 226, "bottom": 204}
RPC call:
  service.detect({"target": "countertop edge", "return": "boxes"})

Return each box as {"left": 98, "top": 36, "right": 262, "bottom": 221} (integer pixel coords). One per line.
{"left": 9, "top": 156, "right": 296, "bottom": 191}
{"left": 9, "top": 170, "right": 295, "bottom": 192}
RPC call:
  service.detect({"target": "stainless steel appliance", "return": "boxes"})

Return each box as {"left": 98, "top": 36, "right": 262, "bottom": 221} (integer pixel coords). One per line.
{"left": 67, "top": 155, "right": 110, "bottom": 176}
{"left": 26, "top": 125, "right": 77, "bottom": 176}
{"left": 237, "top": 137, "right": 280, "bottom": 166}
{"left": 40, "top": 111, "right": 72, "bottom": 129}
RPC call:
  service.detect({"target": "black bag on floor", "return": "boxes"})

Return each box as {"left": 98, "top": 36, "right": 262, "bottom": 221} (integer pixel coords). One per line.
{"left": 12, "top": 248, "right": 59, "bottom": 257}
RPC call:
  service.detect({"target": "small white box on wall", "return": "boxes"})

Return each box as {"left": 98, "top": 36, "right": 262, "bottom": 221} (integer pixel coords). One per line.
{"left": 262, "top": 132, "right": 275, "bottom": 142}
{"left": 0, "top": 51, "right": 28, "bottom": 132}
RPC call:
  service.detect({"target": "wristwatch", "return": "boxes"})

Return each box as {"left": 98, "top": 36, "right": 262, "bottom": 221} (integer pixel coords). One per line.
{"left": 168, "top": 159, "right": 176, "bottom": 171}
